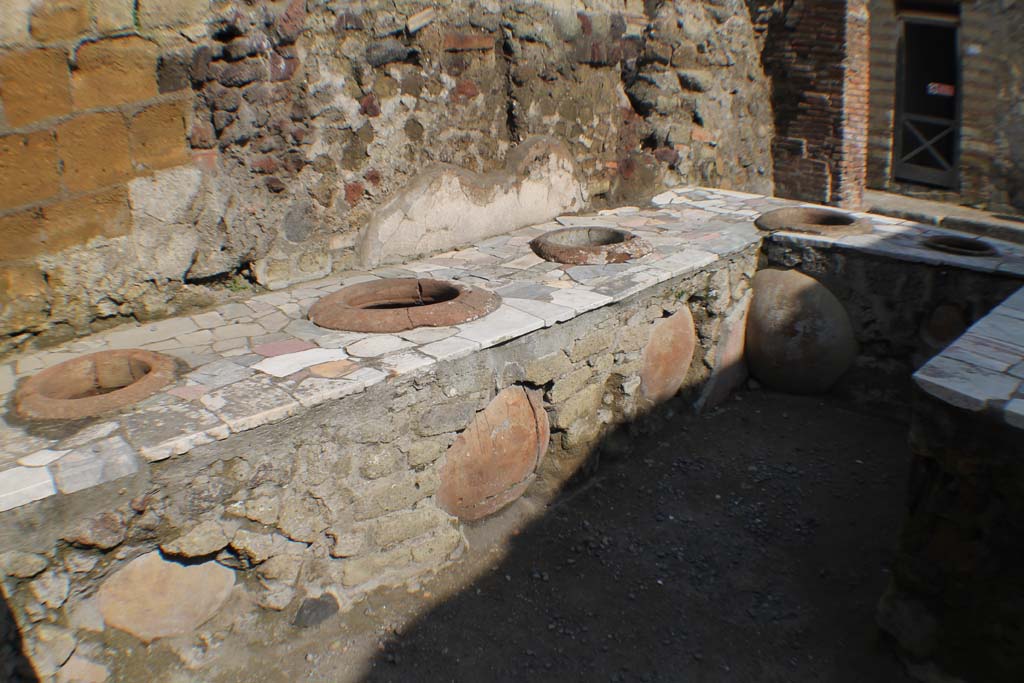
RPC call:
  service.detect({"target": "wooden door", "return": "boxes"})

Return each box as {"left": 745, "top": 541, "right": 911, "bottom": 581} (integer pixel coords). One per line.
{"left": 893, "top": 16, "right": 960, "bottom": 188}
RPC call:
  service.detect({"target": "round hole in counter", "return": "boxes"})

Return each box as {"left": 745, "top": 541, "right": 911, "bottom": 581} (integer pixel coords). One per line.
{"left": 308, "top": 278, "right": 502, "bottom": 333}
{"left": 754, "top": 207, "right": 872, "bottom": 237}
{"left": 921, "top": 234, "right": 999, "bottom": 257}
{"left": 15, "top": 349, "right": 177, "bottom": 421}
{"left": 529, "top": 226, "right": 653, "bottom": 265}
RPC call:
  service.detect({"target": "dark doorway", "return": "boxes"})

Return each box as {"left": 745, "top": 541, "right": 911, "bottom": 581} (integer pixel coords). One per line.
{"left": 893, "top": 12, "right": 960, "bottom": 188}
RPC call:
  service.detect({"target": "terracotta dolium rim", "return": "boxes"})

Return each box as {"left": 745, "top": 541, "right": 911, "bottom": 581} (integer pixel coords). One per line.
{"left": 754, "top": 207, "right": 872, "bottom": 237}
{"left": 308, "top": 278, "right": 501, "bottom": 333}
{"left": 530, "top": 226, "right": 653, "bottom": 265}
{"left": 15, "top": 349, "right": 177, "bottom": 420}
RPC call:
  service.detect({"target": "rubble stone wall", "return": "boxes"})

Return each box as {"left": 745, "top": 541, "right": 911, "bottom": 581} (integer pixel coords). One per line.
{"left": 0, "top": 0, "right": 774, "bottom": 357}
{"left": 0, "top": 247, "right": 756, "bottom": 681}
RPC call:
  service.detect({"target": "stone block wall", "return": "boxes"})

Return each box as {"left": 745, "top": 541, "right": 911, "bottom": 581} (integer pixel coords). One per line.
{"left": 876, "top": 286, "right": 1024, "bottom": 682}
{"left": 759, "top": 0, "right": 870, "bottom": 208}
{"left": 0, "top": 1, "right": 196, "bottom": 351}
{"left": 0, "top": 0, "right": 774, "bottom": 358}
{"left": 866, "top": 0, "right": 1024, "bottom": 214}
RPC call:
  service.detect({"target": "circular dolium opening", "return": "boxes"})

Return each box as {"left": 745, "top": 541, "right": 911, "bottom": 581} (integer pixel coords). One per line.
{"left": 549, "top": 227, "right": 629, "bottom": 247}
{"left": 530, "top": 227, "right": 652, "bottom": 265}
{"left": 15, "top": 349, "right": 177, "bottom": 420}
{"left": 350, "top": 281, "right": 461, "bottom": 310}
{"left": 809, "top": 211, "right": 856, "bottom": 226}
{"left": 308, "top": 278, "right": 501, "bottom": 333}
{"left": 921, "top": 234, "right": 999, "bottom": 257}
{"left": 755, "top": 207, "right": 868, "bottom": 236}
{"left": 68, "top": 356, "right": 153, "bottom": 399}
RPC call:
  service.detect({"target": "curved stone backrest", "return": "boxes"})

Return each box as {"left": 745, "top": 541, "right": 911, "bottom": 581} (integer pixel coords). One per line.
{"left": 356, "top": 136, "right": 586, "bottom": 268}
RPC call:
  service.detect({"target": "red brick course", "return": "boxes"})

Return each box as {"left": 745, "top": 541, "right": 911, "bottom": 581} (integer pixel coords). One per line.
{"left": 765, "top": 0, "right": 869, "bottom": 208}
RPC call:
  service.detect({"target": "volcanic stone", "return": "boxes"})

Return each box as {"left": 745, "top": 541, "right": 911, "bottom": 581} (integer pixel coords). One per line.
{"left": 366, "top": 39, "right": 413, "bottom": 67}
{"left": 63, "top": 511, "right": 126, "bottom": 550}
{"left": 56, "top": 655, "right": 109, "bottom": 683}
{"left": 97, "top": 552, "right": 235, "bottom": 643}
{"left": 30, "top": 569, "right": 69, "bottom": 609}
{"left": 160, "top": 520, "right": 230, "bottom": 558}
{"left": 28, "top": 624, "right": 75, "bottom": 678}
{"left": 1, "top": 551, "right": 48, "bottom": 578}
{"left": 292, "top": 594, "right": 338, "bottom": 628}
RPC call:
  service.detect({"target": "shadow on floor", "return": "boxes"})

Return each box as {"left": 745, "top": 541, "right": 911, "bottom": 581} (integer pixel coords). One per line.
{"left": 1, "top": 587, "right": 36, "bottom": 683}
{"left": 361, "top": 389, "right": 914, "bottom": 683}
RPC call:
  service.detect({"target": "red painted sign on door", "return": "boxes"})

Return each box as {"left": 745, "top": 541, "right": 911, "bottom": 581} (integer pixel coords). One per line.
{"left": 927, "top": 82, "right": 956, "bottom": 97}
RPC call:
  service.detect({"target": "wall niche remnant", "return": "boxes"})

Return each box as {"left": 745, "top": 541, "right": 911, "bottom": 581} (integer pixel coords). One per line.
{"left": 356, "top": 137, "right": 586, "bottom": 268}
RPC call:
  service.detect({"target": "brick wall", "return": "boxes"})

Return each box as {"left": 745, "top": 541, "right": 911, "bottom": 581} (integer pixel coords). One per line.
{"left": 762, "top": 0, "right": 870, "bottom": 208}
{"left": 839, "top": 0, "right": 870, "bottom": 208}
{"left": 866, "top": 0, "right": 1024, "bottom": 213}
{"left": 866, "top": 0, "right": 897, "bottom": 189}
